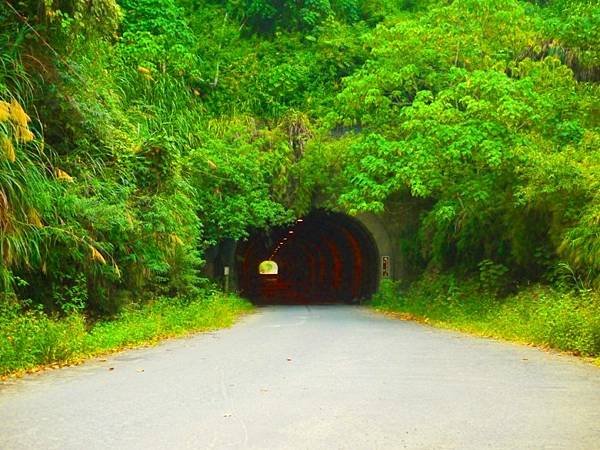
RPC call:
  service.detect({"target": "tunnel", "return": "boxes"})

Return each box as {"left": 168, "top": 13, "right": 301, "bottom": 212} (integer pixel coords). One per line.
{"left": 235, "top": 211, "right": 380, "bottom": 304}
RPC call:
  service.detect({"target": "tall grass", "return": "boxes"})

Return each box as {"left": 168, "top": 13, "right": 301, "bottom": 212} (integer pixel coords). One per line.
{"left": 0, "top": 294, "right": 253, "bottom": 376}
{"left": 372, "top": 277, "right": 600, "bottom": 358}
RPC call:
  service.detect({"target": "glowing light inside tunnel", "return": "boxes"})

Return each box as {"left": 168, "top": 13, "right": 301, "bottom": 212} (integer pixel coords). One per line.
{"left": 236, "top": 211, "right": 379, "bottom": 305}
{"left": 258, "top": 260, "right": 279, "bottom": 275}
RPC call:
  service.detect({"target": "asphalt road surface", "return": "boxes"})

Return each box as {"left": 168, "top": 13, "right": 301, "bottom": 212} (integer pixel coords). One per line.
{"left": 1, "top": 306, "right": 599, "bottom": 450}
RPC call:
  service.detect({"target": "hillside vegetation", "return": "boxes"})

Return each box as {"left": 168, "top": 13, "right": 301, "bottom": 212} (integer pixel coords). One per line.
{"left": 0, "top": 0, "right": 599, "bottom": 364}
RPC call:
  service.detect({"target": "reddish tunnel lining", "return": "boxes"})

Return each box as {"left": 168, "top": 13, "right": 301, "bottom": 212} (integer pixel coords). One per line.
{"left": 236, "top": 211, "right": 379, "bottom": 304}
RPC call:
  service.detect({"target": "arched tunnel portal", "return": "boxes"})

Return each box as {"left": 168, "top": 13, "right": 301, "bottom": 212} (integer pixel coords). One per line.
{"left": 235, "top": 211, "right": 383, "bottom": 304}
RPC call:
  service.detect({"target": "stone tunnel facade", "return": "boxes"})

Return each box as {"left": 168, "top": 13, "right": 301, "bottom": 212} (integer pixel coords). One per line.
{"left": 204, "top": 210, "right": 399, "bottom": 304}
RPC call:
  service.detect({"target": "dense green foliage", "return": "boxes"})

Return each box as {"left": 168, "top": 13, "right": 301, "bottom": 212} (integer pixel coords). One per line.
{"left": 0, "top": 0, "right": 598, "bottom": 321}
{"left": 372, "top": 279, "right": 600, "bottom": 357}
{"left": 0, "top": 293, "right": 251, "bottom": 376}
{"left": 330, "top": 0, "right": 599, "bottom": 287}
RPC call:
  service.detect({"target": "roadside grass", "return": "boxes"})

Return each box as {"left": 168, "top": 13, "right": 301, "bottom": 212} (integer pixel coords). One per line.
{"left": 0, "top": 294, "right": 253, "bottom": 377}
{"left": 371, "top": 277, "right": 600, "bottom": 364}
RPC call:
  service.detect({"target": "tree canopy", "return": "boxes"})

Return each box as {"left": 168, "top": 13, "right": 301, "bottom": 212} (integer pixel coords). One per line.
{"left": 0, "top": 0, "right": 598, "bottom": 314}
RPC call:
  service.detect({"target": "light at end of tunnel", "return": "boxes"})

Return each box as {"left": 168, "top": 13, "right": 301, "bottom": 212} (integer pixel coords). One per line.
{"left": 259, "top": 260, "right": 278, "bottom": 275}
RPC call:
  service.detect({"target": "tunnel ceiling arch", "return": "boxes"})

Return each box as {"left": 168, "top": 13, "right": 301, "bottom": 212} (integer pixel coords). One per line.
{"left": 236, "top": 211, "right": 379, "bottom": 304}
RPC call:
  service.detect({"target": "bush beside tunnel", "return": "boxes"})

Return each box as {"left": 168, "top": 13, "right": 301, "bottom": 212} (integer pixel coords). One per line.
{"left": 236, "top": 211, "right": 380, "bottom": 304}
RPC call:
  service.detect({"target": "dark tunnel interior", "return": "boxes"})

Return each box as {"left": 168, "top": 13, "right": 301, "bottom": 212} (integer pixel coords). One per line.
{"left": 236, "top": 211, "right": 379, "bottom": 304}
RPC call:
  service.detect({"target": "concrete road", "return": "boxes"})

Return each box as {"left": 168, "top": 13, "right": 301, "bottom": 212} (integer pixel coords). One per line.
{"left": 1, "top": 306, "right": 599, "bottom": 450}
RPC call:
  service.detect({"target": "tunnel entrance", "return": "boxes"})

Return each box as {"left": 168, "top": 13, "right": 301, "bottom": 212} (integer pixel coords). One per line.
{"left": 236, "top": 211, "right": 379, "bottom": 304}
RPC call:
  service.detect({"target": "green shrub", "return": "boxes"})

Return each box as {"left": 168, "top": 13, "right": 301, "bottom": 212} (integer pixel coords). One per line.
{"left": 0, "top": 294, "right": 252, "bottom": 376}
{"left": 372, "top": 276, "right": 600, "bottom": 357}
{"left": 0, "top": 300, "right": 86, "bottom": 374}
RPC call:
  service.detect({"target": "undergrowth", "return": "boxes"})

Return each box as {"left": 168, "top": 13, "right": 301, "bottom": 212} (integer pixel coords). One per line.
{"left": 371, "top": 277, "right": 600, "bottom": 360}
{"left": 0, "top": 294, "right": 253, "bottom": 377}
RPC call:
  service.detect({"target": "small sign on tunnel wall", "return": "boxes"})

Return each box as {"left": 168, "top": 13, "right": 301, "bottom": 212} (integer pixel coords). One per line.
{"left": 381, "top": 256, "right": 390, "bottom": 278}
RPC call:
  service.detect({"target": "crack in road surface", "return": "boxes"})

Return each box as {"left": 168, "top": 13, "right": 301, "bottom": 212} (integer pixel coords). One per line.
{"left": 1, "top": 306, "right": 599, "bottom": 449}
